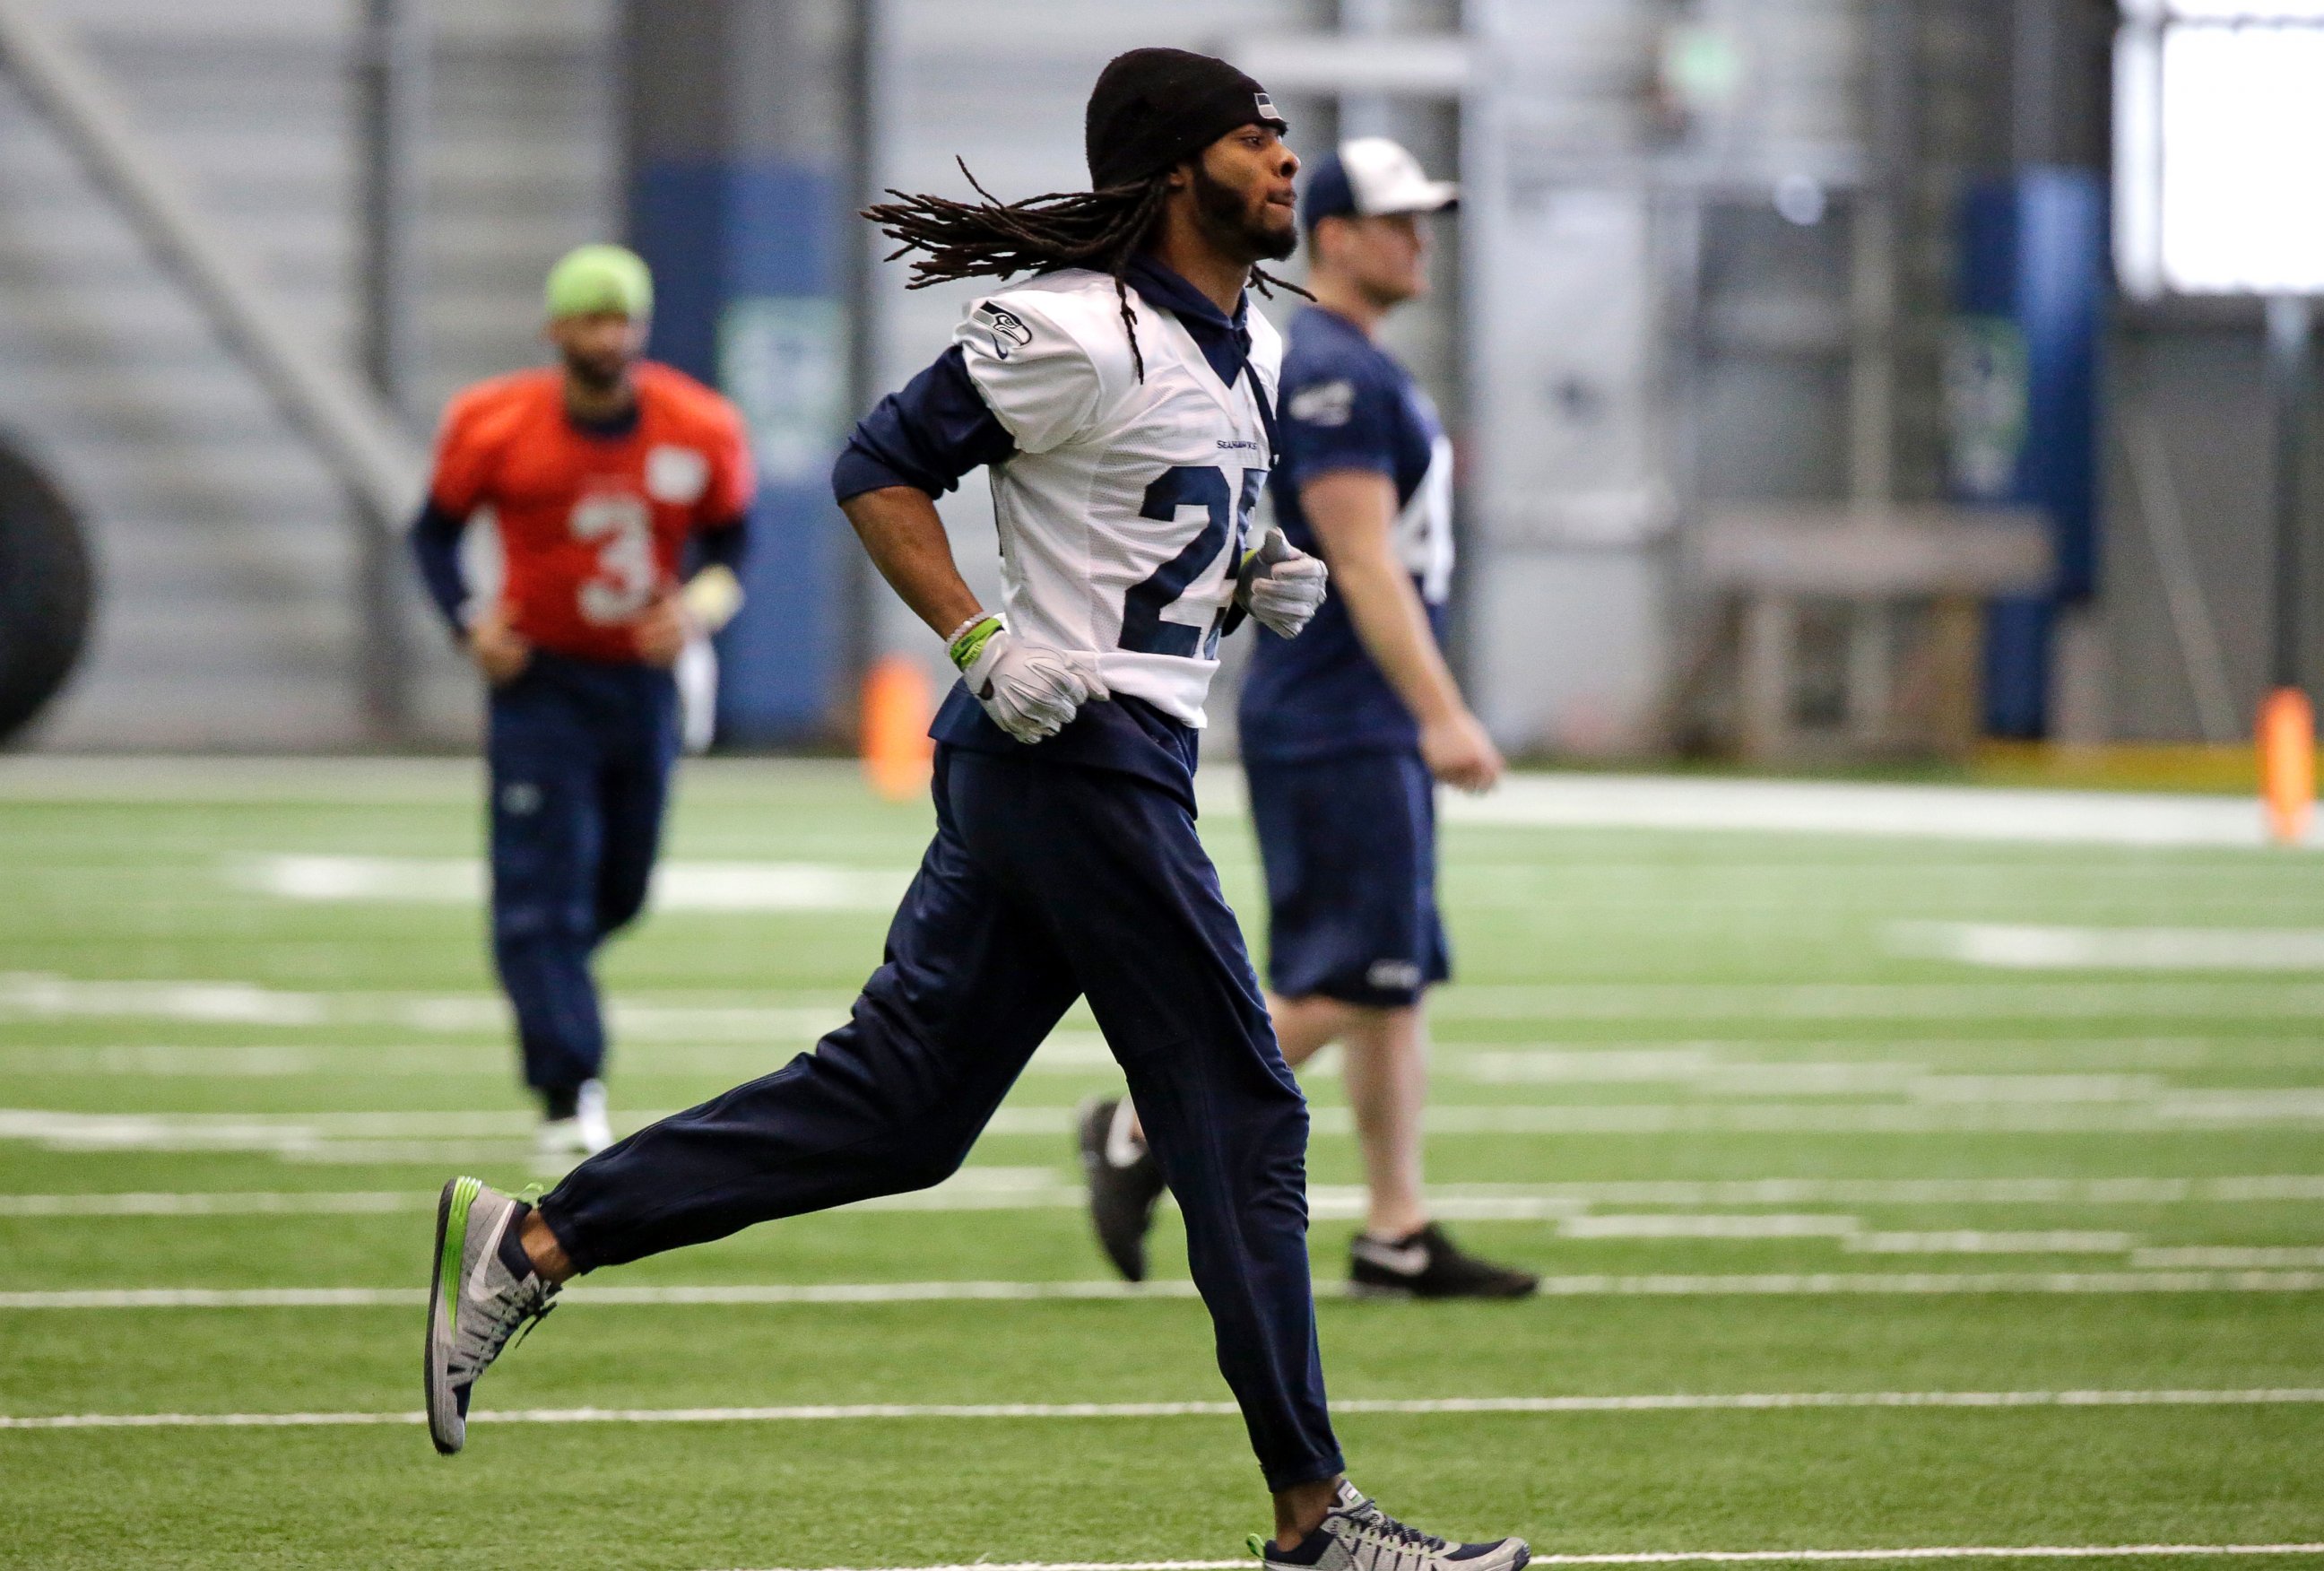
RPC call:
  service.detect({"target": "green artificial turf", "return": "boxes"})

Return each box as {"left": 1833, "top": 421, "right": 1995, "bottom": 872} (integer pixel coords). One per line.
{"left": 0, "top": 758, "right": 2320, "bottom": 1568}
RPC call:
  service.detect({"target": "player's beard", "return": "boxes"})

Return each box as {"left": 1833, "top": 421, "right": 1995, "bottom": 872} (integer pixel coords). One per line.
{"left": 561, "top": 346, "right": 630, "bottom": 396}
{"left": 1190, "top": 161, "right": 1297, "bottom": 265}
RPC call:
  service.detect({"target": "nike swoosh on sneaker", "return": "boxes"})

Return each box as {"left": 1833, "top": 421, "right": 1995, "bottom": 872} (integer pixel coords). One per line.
{"left": 1353, "top": 1239, "right": 1432, "bottom": 1275}
{"left": 464, "top": 1209, "right": 515, "bottom": 1304}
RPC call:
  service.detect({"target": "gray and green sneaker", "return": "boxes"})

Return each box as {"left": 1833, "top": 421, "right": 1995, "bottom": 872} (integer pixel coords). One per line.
{"left": 1255, "top": 1481, "right": 1530, "bottom": 1571}
{"left": 424, "top": 1176, "right": 559, "bottom": 1454}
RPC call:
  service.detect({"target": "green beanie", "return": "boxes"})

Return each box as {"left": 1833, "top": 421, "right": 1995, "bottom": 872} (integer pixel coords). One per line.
{"left": 544, "top": 244, "right": 653, "bottom": 321}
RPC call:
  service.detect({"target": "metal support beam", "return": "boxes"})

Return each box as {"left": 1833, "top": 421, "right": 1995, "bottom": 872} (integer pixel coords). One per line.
{"left": 353, "top": 0, "right": 430, "bottom": 733}
{"left": 357, "top": 0, "right": 427, "bottom": 416}
{"left": 0, "top": 0, "right": 427, "bottom": 531}
{"left": 844, "top": 0, "right": 888, "bottom": 725}
{"left": 2268, "top": 294, "right": 2311, "bottom": 693}
{"left": 1851, "top": 0, "right": 1913, "bottom": 508}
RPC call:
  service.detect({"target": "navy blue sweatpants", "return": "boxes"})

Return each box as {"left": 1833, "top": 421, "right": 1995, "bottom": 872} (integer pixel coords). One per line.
{"left": 486, "top": 651, "right": 680, "bottom": 1095}
{"left": 541, "top": 743, "right": 1345, "bottom": 1490}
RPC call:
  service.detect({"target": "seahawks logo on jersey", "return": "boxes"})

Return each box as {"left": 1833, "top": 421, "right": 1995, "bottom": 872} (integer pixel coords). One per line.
{"left": 975, "top": 304, "right": 1036, "bottom": 360}
{"left": 951, "top": 269, "right": 1283, "bottom": 728}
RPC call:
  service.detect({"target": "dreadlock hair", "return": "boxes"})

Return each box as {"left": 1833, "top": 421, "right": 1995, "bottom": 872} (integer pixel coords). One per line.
{"left": 863, "top": 159, "right": 1311, "bottom": 382}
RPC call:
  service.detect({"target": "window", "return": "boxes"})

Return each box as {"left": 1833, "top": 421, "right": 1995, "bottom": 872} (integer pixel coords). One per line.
{"left": 2115, "top": 1, "right": 2324, "bottom": 296}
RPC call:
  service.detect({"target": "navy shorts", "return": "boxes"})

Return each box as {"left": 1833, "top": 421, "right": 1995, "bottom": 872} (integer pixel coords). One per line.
{"left": 1244, "top": 750, "right": 1449, "bottom": 1008}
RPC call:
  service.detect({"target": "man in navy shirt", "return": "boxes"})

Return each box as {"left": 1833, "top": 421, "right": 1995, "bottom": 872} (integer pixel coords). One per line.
{"left": 1081, "top": 139, "right": 1536, "bottom": 1300}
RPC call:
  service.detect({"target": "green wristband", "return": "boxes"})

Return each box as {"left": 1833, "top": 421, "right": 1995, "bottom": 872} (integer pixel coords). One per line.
{"left": 948, "top": 614, "right": 1004, "bottom": 673}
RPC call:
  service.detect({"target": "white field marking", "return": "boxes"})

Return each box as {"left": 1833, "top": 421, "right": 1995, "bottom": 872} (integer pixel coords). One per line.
{"left": 24, "top": 1101, "right": 2324, "bottom": 1165}
{"left": 238, "top": 855, "right": 910, "bottom": 913}
{"left": 0, "top": 1191, "right": 427, "bottom": 1217}
{"left": 1452, "top": 1055, "right": 2184, "bottom": 1104}
{"left": 1426, "top": 981, "right": 2324, "bottom": 1021}
{"left": 2133, "top": 1246, "right": 2324, "bottom": 1269}
{"left": 711, "top": 1549, "right": 2324, "bottom": 1571}
{"left": 979, "top": 1098, "right": 2324, "bottom": 1136}
{"left": 1192, "top": 768, "right": 2301, "bottom": 848}
{"left": 0, "top": 1197, "right": 2251, "bottom": 1261}
{"left": 16, "top": 972, "right": 2324, "bottom": 1031}
{"left": 0, "top": 972, "right": 852, "bottom": 1038}
{"left": 0, "top": 1172, "right": 1067, "bottom": 1218}
{"left": 0, "top": 1168, "right": 1069, "bottom": 1216}
{"left": 1847, "top": 1232, "right": 2138, "bottom": 1255}
{"left": 0, "top": 753, "right": 2298, "bottom": 850}
{"left": 1447, "top": 777, "right": 2296, "bottom": 849}
{"left": 1894, "top": 922, "right": 2324, "bottom": 972}
{"left": 0, "top": 1039, "right": 2268, "bottom": 1086}
{"left": 0, "top": 1046, "right": 369, "bottom": 1077}
{"left": 11, "top": 1175, "right": 2324, "bottom": 1223}
{"left": 1560, "top": 1214, "right": 1861, "bottom": 1240}
{"left": 10, "top": 1386, "right": 2324, "bottom": 1432}
{"left": 0, "top": 1032, "right": 1111, "bottom": 1081}
{"left": 9, "top": 1272, "right": 2324, "bottom": 1310}
{"left": 1426, "top": 1176, "right": 2324, "bottom": 1205}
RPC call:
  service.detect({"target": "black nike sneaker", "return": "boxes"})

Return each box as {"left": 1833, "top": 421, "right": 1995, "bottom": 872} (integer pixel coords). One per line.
{"left": 1348, "top": 1221, "right": 1539, "bottom": 1299}
{"left": 1076, "top": 1095, "right": 1166, "bottom": 1281}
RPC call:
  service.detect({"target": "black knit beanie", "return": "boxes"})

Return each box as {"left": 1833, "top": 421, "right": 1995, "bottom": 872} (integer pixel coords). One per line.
{"left": 1085, "top": 48, "right": 1287, "bottom": 192}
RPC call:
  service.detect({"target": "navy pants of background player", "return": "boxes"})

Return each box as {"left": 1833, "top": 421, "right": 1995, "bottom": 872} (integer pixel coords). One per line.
{"left": 487, "top": 651, "right": 679, "bottom": 1098}
{"left": 541, "top": 743, "right": 1346, "bottom": 1490}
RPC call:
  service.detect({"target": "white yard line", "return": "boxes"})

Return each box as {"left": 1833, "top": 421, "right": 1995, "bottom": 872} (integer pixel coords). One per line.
{"left": 0, "top": 1032, "right": 1106, "bottom": 1080}
{"left": 1195, "top": 769, "right": 2300, "bottom": 849}
{"left": 1434, "top": 776, "right": 2296, "bottom": 850}
{"left": 1427, "top": 982, "right": 2324, "bottom": 1021}
{"left": 1893, "top": 923, "right": 2324, "bottom": 972}
{"left": 237, "top": 855, "right": 911, "bottom": 914}
{"left": 0, "top": 973, "right": 852, "bottom": 1037}
{"left": 0, "top": 1192, "right": 429, "bottom": 1216}
{"left": 0, "top": 1038, "right": 2302, "bottom": 1083}
{"left": 715, "top": 1549, "right": 2324, "bottom": 1571}
{"left": 7, "top": 1387, "right": 2324, "bottom": 1430}
{"left": 4, "top": 1042, "right": 2293, "bottom": 1086}
{"left": 6, "top": 1272, "right": 2324, "bottom": 1310}
{"left": 1847, "top": 1233, "right": 2138, "bottom": 1255}
{"left": 4, "top": 755, "right": 2280, "bottom": 848}
{"left": 25, "top": 1100, "right": 2324, "bottom": 1162}
{"left": 8, "top": 1175, "right": 2324, "bottom": 1219}
{"left": 992, "top": 1101, "right": 2324, "bottom": 1136}
{"left": 1560, "top": 1214, "right": 1862, "bottom": 1240}
{"left": 15, "top": 974, "right": 2324, "bottom": 1031}
{"left": 2132, "top": 1247, "right": 2324, "bottom": 1269}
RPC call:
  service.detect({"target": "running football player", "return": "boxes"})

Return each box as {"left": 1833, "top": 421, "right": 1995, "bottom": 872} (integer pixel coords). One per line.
{"left": 1080, "top": 141, "right": 1537, "bottom": 1300}
{"left": 409, "top": 244, "right": 754, "bottom": 1160}
{"left": 421, "top": 53, "right": 1528, "bottom": 1571}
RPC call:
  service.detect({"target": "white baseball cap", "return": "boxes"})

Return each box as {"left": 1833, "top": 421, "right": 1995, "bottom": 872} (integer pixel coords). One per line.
{"left": 1301, "top": 136, "right": 1459, "bottom": 225}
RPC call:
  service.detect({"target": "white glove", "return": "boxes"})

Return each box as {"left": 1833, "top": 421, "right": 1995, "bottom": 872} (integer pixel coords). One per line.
{"left": 950, "top": 614, "right": 1108, "bottom": 743}
{"left": 1236, "top": 527, "right": 1329, "bottom": 639}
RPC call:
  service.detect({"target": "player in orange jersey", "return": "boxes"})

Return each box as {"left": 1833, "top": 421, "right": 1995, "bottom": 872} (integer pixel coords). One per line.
{"left": 410, "top": 244, "right": 755, "bottom": 1160}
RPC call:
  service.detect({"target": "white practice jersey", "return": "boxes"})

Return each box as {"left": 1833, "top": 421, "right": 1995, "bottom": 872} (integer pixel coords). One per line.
{"left": 954, "top": 268, "right": 1280, "bottom": 728}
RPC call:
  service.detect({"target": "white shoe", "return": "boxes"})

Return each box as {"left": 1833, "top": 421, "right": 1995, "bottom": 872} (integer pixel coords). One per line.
{"left": 575, "top": 1079, "right": 611, "bottom": 1153}
{"left": 535, "top": 1080, "right": 612, "bottom": 1163}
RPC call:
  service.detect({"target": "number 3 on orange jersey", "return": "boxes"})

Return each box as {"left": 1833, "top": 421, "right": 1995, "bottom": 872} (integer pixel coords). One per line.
{"left": 569, "top": 493, "right": 655, "bottom": 625}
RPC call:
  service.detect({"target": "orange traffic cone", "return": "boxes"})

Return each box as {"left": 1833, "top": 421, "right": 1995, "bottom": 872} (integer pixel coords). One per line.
{"left": 861, "top": 655, "right": 935, "bottom": 803}
{"left": 2259, "top": 687, "right": 2315, "bottom": 846}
